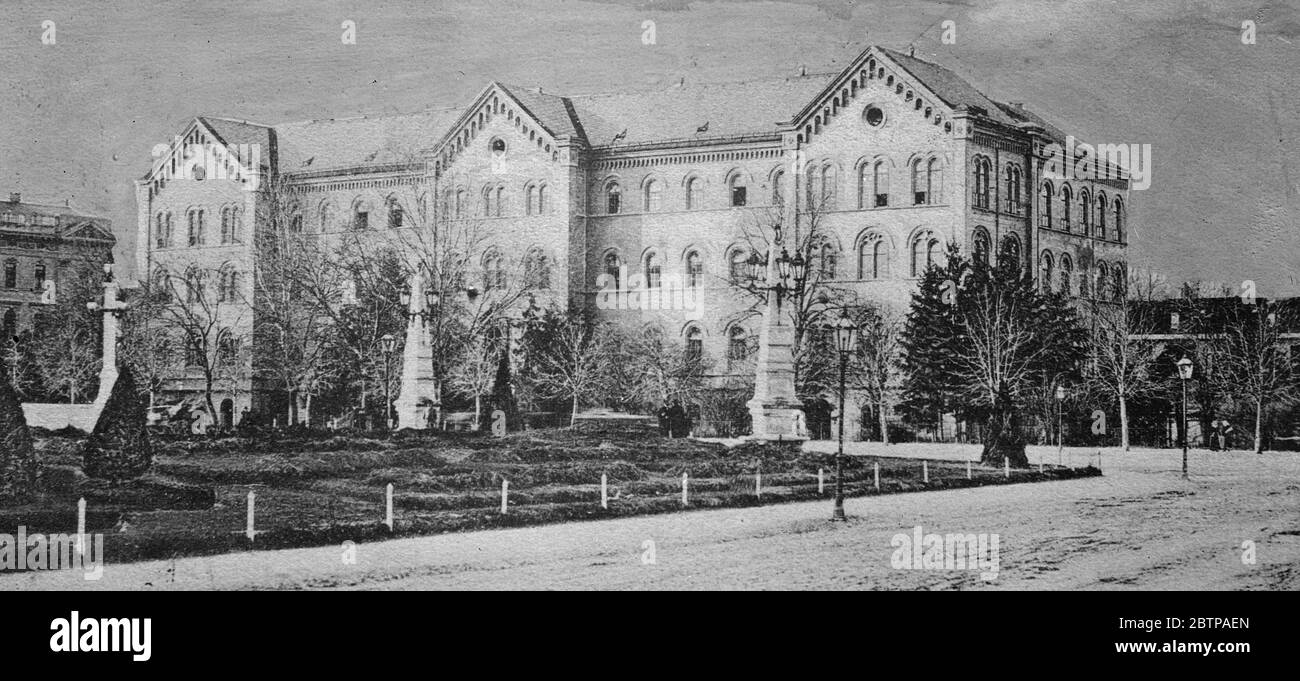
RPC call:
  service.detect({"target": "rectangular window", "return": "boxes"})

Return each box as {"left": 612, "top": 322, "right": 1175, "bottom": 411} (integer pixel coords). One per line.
{"left": 914, "top": 191, "right": 927, "bottom": 206}
{"left": 875, "top": 193, "right": 888, "bottom": 207}
{"left": 3, "top": 262, "right": 15, "bottom": 289}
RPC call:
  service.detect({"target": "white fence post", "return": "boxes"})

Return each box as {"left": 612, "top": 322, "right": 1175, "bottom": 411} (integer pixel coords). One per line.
{"left": 681, "top": 472, "right": 688, "bottom": 507}
{"left": 755, "top": 471, "right": 762, "bottom": 498}
{"left": 501, "top": 479, "right": 509, "bottom": 515}
{"left": 923, "top": 460, "right": 929, "bottom": 483}
{"left": 874, "top": 461, "right": 880, "bottom": 491}
{"left": 76, "top": 497, "right": 86, "bottom": 555}
{"left": 384, "top": 483, "right": 394, "bottom": 531}
{"left": 966, "top": 459, "right": 972, "bottom": 480}
{"left": 246, "top": 490, "right": 256, "bottom": 542}
{"left": 1004, "top": 458, "right": 1010, "bottom": 479}
{"left": 818, "top": 468, "right": 825, "bottom": 494}
{"left": 601, "top": 473, "right": 608, "bottom": 509}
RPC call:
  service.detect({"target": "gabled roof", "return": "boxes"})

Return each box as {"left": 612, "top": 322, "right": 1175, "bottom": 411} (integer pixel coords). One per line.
{"left": 275, "top": 108, "right": 461, "bottom": 173}
{"left": 570, "top": 73, "right": 837, "bottom": 147}
{"left": 496, "top": 83, "right": 585, "bottom": 142}
{"left": 198, "top": 117, "right": 274, "bottom": 166}
{"left": 876, "top": 47, "right": 1067, "bottom": 141}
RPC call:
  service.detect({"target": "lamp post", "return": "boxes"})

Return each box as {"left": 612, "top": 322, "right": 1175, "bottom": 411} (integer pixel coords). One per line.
{"left": 1176, "top": 357, "right": 1194, "bottom": 479}
{"left": 831, "top": 309, "right": 858, "bottom": 522}
{"left": 380, "top": 334, "right": 396, "bottom": 430}
{"left": 1055, "top": 384, "right": 1066, "bottom": 465}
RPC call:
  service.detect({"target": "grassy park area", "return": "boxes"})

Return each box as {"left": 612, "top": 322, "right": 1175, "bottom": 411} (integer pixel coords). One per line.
{"left": 10, "top": 426, "right": 1099, "bottom": 565}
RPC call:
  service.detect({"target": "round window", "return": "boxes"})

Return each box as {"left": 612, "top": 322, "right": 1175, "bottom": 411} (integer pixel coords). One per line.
{"left": 863, "top": 105, "right": 885, "bottom": 127}
{"left": 490, "top": 138, "right": 506, "bottom": 155}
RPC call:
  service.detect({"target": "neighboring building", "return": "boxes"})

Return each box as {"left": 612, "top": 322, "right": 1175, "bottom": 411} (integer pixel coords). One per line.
{"left": 136, "top": 45, "right": 1132, "bottom": 424}
{"left": 1, "top": 192, "right": 116, "bottom": 341}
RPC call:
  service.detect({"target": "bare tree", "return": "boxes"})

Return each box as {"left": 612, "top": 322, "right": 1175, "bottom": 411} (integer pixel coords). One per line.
{"left": 849, "top": 303, "right": 903, "bottom": 444}
{"left": 447, "top": 333, "right": 499, "bottom": 430}
{"left": 1208, "top": 299, "right": 1300, "bottom": 453}
{"left": 1083, "top": 273, "right": 1169, "bottom": 450}
{"left": 152, "top": 262, "right": 249, "bottom": 422}
{"left": 530, "top": 311, "right": 614, "bottom": 427}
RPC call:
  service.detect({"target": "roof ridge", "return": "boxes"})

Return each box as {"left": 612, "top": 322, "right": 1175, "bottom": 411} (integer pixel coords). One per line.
{"left": 270, "top": 106, "right": 463, "bottom": 129}
{"left": 562, "top": 72, "right": 840, "bottom": 102}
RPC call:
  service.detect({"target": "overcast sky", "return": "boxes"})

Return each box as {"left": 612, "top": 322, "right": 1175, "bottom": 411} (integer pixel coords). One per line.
{"left": 1, "top": 0, "right": 1297, "bottom": 295}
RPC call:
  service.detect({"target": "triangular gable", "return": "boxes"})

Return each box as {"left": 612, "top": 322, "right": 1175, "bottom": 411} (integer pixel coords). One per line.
{"left": 60, "top": 220, "right": 116, "bottom": 243}
{"left": 143, "top": 117, "right": 265, "bottom": 189}
{"left": 786, "top": 46, "right": 967, "bottom": 144}
{"left": 430, "top": 82, "right": 577, "bottom": 175}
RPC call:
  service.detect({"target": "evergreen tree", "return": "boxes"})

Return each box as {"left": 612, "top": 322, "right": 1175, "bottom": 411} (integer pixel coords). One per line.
{"left": 898, "top": 244, "right": 967, "bottom": 435}
{"left": 82, "top": 367, "right": 153, "bottom": 482}
{"left": 0, "top": 373, "right": 38, "bottom": 503}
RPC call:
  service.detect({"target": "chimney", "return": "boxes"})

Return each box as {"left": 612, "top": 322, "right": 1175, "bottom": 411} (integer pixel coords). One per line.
{"left": 799, "top": 64, "right": 807, "bottom": 77}
{"left": 677, "top": 76, "right": 685, "bottom": 87}
{"left": 7, "top": 192, "right": 19, "bottom": 203}
{"left": 909, "top": 45, "right": 916, "bottom": 57}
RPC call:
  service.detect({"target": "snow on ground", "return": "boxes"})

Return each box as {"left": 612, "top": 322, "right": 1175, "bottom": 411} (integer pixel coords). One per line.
{"left": 4, "top": 445, "right": 1296, "bottom": 590}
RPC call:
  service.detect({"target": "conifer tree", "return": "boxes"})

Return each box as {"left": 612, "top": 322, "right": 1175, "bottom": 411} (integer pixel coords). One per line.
{"left": 82, "top": 367, "right": 153, "bottom": 482}
{"left": 0, "top": 373, "right": 38, "bottom": 503}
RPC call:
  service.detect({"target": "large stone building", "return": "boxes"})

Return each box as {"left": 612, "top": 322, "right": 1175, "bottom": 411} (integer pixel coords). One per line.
{"left": 1, "top": 192, "right": 115, "bottom": 341}
{"left": 135, "top": 45, "right": 1131, "bottom": 425}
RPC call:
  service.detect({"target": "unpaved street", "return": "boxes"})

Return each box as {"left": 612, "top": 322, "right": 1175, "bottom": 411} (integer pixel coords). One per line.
{"left": 5, "top": 446, "right": 1297, "bottom": 590}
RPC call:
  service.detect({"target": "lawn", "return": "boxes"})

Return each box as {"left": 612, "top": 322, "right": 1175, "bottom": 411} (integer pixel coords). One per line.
{"left": 11, "top": 426, "right": 1099, "bottom": 565}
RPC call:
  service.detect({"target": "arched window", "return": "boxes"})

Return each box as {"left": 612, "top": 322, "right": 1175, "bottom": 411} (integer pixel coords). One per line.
{"left": 860, "top": 237, "right": 888, "bottom": 279}
{"left": 220, "top": 206, "right": 239, "bottom": 244}
{"left": 538, "top": 184, "right": 548, "bottom": 214}
{"left": 455, "top": 189, "right": 467, "bottom": 219}
{"left": 606, "top": 181, "right": 622, "bottom": 214}
{"left": 685, "top": 177, "right": 701, "bottom": 210}
{"left": 1112, "top": 263, "right": 1125, "bottom": 302}
{"left": 1039, "top": 251, "right": 1054, "bottom": 293}
{"left": 926, "top": 157, "right": 944, "bottom": 204}
{"left": 1079, "top": 189, "right": 1091, "bottom": 235}
{"left": 1009, "top": 165, "right": 1025, "bottom": 213}
{"left": 771, "top": 170, "right": 785, "bottom": 206}
{"left": 289, "top": 214, "right": 303, "bottom": 233}
{"left": 911, "top": 159, "right": 926, "bottom": 205}
{"left": 645, "top": 252, "right": 662, "bottom": 289}
{"left": 685, "top": 326, "right": 703, "bottom": 362}
{"left": 974, "top": 157, "right": 991, "bottom": 209}
{"left": 33, "top": 263, "right": 45, "bottom": 288}
{"left": 387, "top": 198, "right": 403, "bottom": 229}
{"left": 1078, "top": 261, "right": 1091, "bottom": 298}
{"left": 1096, "top": 262, "right": 1110, "bottom": 300}
{"left": 1096, "top": 194, "right": 1107, "bottom": 240}
{"left": 1059, "top": 185, "right": 1072, "bottom": 231}
{"left": 1113, "top": 198, "right": 1124, "bottom": 242}
{"left": 819, "top": 165, "right": 835, "bottom": 208}
{"left": 729, "top": 174, "right": 747, "bottom": 207}
{"left": 526, "top": 185, "right": 537, "bottom": 216}
{"left": 218, "top": 269, "right": 240, "bottom": 303}
{"left": 686, "top": 251, "right": 703, "bottom": 288}
{"left": 727, "top": 326, "right": 749, "bottom": 363}
{"left": 729, "top": 248, "right": 750, "bottom": 282}
{"left": 1058, "top": 254, "right": 1073, "bottom": 296}
{"left": 1, "top": 308, "right": 15, "bottom": 341}
{"left": 603, "top": 252, "right": 622, "bottom": 290}
{"left": 154, "top": 213, "right": 168, "bottom": 248}
{"left": 818, "top": 243, "right": 837, "bottom": 279}
{"left": 187, "top": 209, "right": 205, "bottom": 246}
{"left": 1001, "top": 236, "right": 1021, "bottom": 271}
{"left": 973, "top": 230, "right": 990, "bottom": 265}
{"left": 482, "top": 250, "right": 506, "bottom": 291}
{"left": 911, "top": 234, "right": 939, "bottom": 277}
{"left": 644, "top": 179, "right": 662, "bottom": 212}
{"left": 3, "top": 260, "right": 16, "bottom": 289}
{"left": 524, "top": 249, "right": 550, "bottom": 290}
{"left": 352, "top": 200, "right": 370, "bottom": 231}
{"left": 1039, "top": 182, "right": 1054, "bottom": 228}
{"left": 320, "top": 203, "right": 334, "bottom": 232}
{"left": 217, "top": 333, "right": 238, "bottom": 365}
{"left": 872, "top": 161, "right": 889, "bottom": 207}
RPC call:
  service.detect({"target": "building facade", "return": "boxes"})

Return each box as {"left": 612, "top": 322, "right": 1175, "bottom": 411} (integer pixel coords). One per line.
{"left": 1, "top": 192, "right": 115, "bottom": 341}
{"left": 135, "top": 45, "right": 1131, "bottom": 423}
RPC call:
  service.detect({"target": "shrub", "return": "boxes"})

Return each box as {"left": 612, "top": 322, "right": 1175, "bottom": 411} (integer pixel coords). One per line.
{"left": 82, "top": 368, "right": 153, "bottom": 483}
{"left": 0, "top": 373, "right": 38, "bottom": 503}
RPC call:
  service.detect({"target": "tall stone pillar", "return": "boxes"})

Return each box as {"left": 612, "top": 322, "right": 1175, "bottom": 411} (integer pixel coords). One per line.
{"left": 88, "top": 266, "right": 127, "bottom": 407}
{"left": 746, "top": 248, "right": 808, "bottom": 443}
{"left": 392, "top": 269, "right": 438, "bottom": 429}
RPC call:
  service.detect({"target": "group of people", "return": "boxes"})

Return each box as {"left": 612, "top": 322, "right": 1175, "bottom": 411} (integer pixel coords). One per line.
{"left": 656, "top": 400, "right": 693, "bottom": 438}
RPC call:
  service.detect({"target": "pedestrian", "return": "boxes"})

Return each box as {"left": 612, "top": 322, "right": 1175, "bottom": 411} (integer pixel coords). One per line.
{"left": 656, "top": 403, "right": 670, "bottom": 437}
{"left": 668, "top": 400, "right": 687, "bottom": 438}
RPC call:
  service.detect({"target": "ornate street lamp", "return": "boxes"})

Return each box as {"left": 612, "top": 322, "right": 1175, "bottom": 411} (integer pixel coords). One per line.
{"left": 380, "top": 333, "right": 396, "bottom": 430}
{"left": 1176, "top": 357, "right": 1194, "bottom": 479}
{"left": 831, "top": 309, "right": 859, "bottom": 522}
